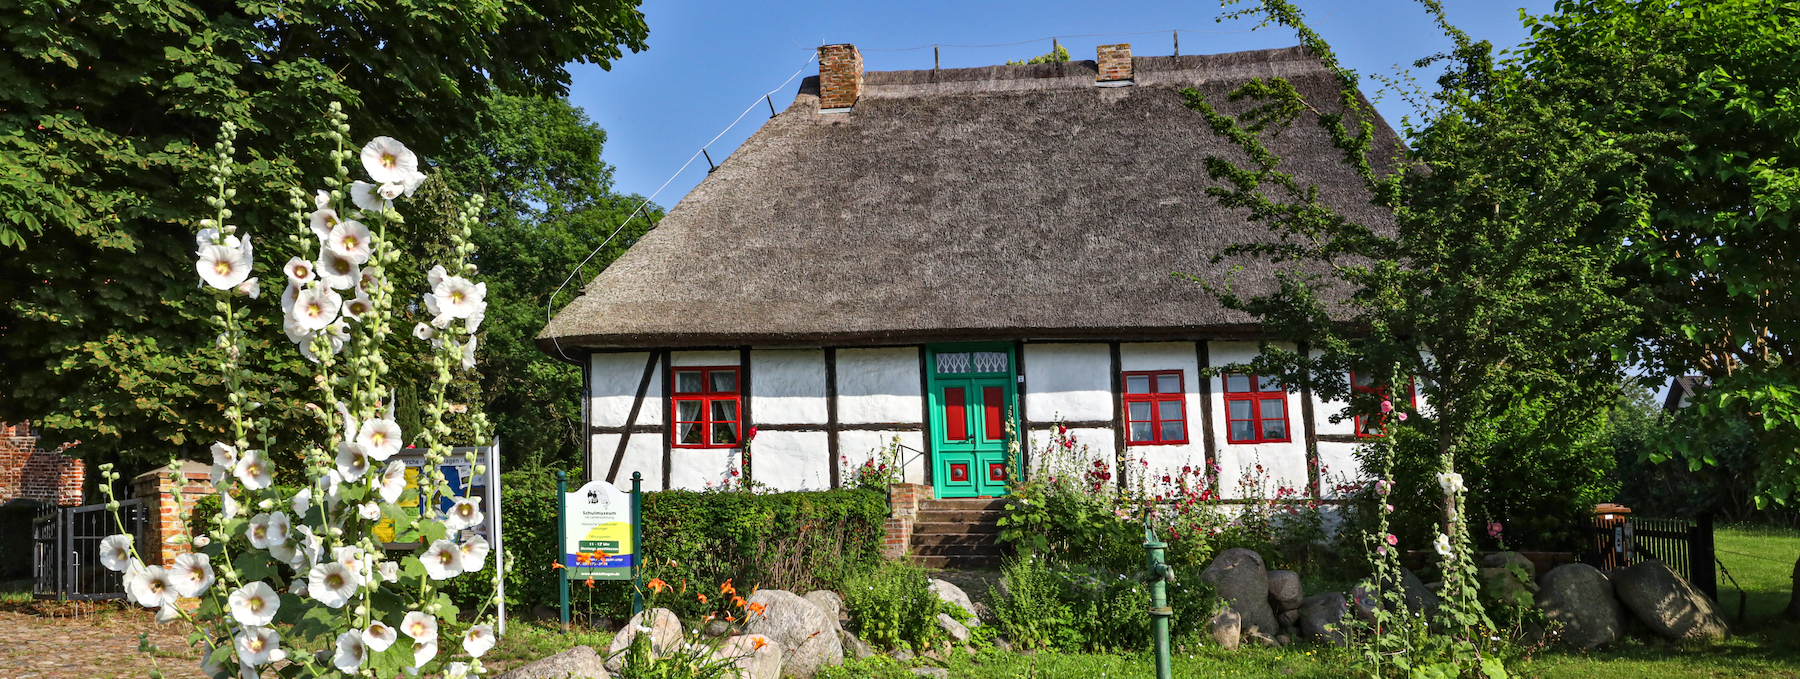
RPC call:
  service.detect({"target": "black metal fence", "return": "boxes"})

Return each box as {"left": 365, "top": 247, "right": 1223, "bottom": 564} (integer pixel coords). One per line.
{"left": 32, "top": 500, "right": 146, "bottom": 600}
{"left": 1578, "top": 512, "right": 1716, "bottom": 601}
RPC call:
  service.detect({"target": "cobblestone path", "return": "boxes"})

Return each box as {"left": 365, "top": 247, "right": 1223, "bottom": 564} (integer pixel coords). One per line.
{"left": 1, "top": 606, "right": 202, "bottom": 679}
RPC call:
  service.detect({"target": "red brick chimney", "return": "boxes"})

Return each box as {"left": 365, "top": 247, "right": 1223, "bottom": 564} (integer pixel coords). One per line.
{"left": 818, "top": 44, "right": 863, "bottom": 112}
{"left": 1097, "top": 43, "right": 1133, "bottom": 86}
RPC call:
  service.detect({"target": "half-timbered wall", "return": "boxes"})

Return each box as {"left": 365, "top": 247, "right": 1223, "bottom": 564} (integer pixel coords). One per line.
{"left": 586, "top": 340, "right": 1401, "bottom": 497}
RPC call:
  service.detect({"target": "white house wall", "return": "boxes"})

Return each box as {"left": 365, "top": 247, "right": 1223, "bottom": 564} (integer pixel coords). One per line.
{"left": 1119, "top": 343, "right": 1209, "bottom": 483}
{"left": 752, "top": 431, "right": 831, "bottom": 492}
{"left": 751, "top": 350, "right": 828, "bottom": 425}
{"left": 590, "top": 352, "right": 660, "bottom": 427}
{"left": 590, "top": 432, "right": 665, "bottom": 489}
{"left": 839, "top": 430, "right": 928, "bottom": 486}
{"left": 837, "top": 348, "right": 923, "bottom": 425}
{"left": 1023, "top": 344, "right": 1111, "bottom": 422}
{"left": 1208, "top": 341, "right": 1311, "bottom": 499}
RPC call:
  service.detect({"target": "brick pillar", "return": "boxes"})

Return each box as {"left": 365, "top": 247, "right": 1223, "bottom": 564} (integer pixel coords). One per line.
{"left": 818, "top": 43, "right": 863, "bottom": 111}
{"left": 0, "top": 421, "right": 85, "bottom": 506}
{"left": 1096, "top": 43, "right": 1133, "bottom": 83}
{"left": 883, "top": 483, "right": 931, "bottom": 560}
{"left": 132, "top": 461, "right": 216, "bottom": 566}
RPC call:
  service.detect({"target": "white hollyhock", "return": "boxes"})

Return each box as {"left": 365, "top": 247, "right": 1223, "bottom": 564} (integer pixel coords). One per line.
{"left": 195, "top": 227, "right": 237, "bottom": 251}
{"left": 343, "top": 291, "right": 373, "bottom": 322}
{"left": 234, "top": 449, "right": 273, "bottom": 490}
{"left": 363, "top": 621, "right": 399, "bottom": 653}
{"left": 99, "top": 534, "right": 133, "bottom": 572}
{"left": 336, "top": 442, "right": 371, "bottom": 479}
{"left": 333, "top": 631, "right": 367, "bottom": 673}
{"left": 310, "top": 207, "right": 341, "bottom": 244}
{"left": 290, "top": 286, "right": 342, "bottom": 331}
{"left": 291, "top": 487, "right": 312, "bottom": 516}
{"left": 236, "top": 626, "right": 285, "bottom": 667}
{"left": 402, "top": 169, "right": 428, "bottom": 197}
{"left": 411, "top": 640, "right": 437, "bottom": 669}
{"left": 316, "top": 247, "right": 360, "bottom": 290}
{"left": 412, "top": 322, "right": 434, "bottom": 340}
{"left": 421, "top": 539, "right": 464, "bottom": 580}
{"left": 462, "top": 625, "right": 495, "bottom": 658}
{"left": 334, "top": 545, "right": 367, "bottom": 573}
{"left": 444, "top": 496, "right": 483, "bottom": 531}
{"left": 269, "top": 540, "right": 300, "bottom": 567}
{"left": 156, "top": 602, "right": 179, "bottom": 624}
{"left": 301, "top": 320, "right": 349, "bottom": 363}
{"left": 379, "top": 560, "right": 399, "bottom": 583}
{"left": 317, "top": 470, "right": 344, "bottom": 503}
{"left": 427, "top": 264, "right": 448, "bottom": 289}
{"left": 358, "top": 502, "right": 381, "bottom": 521}
{"left": 248, "top": 511, "right": 290, "bottom": 548}
{"left": 350, "top": 180, "right": 390, "bottom": 212}
{"left": 379, "top": 182, "right": 405, "bottom": 200}
{"left": 401, "top": 611, "right": 438, "bottom": 642}
{"left": 444, "top": 661, "right": 472, "bottom": 679}
{"left": 294, "top": 524, "right": 323, "bottom": 566}
{"left": 377, "top": 460, "right": 407, "bottom": 503}
{"left": 466, "top": 304, "right": 485, "bottom": 333}
{"left": 1434, "top": 533, "right": 1454, "bottom": 559}
{"left": 1436, "top": 472, "right": 1466, "bottom": 495}
{"left": 210, "top": 441, "right": 238, "bottom": 469}
{"left": 128, "top": 565, "right": 177, "bottom": 609}
{"left": 289, "top": 578, "right": 308, "bottom": 598}
{"left": 309, "top": 561, "right": 361, "bottom": 608}
{"left": 192, "top": 535, "right": 210, "bottom": 548}
{"left": 361, "top": 136, "right": 419, "bottom": 185}
{"left": 328, "top": 220, "right": 373, "bottom": 265}
{"left": 122, "top": 559, "right": 148, "bottom": 605}
{"left": 280, "top": 281, "right": 302, "bottom": 317}
{"left": 458, "top": 534, "right": 490, "bottom": 572}
{"left": 170, "top": 552, "right": 214, "bottom": 597}
{"left": 197, "top": 242, "right": 254, "bottom": 291}
{"left": 431, "top": 276, "right": 486, "bottom": 319}
{"left": 228, "top": 582, "right": 281, "bottom": 626}
{"left": 237, "top": 277, "right": 260, "bottom": 299}
{"left": 357, "top": 419, "right": 404, "bottom": 460}
{"left": 221, "top": 492, "right": 240, "bottom": 520}
{"left": 461, "top": 335, "right": 479, "bottom": 370}
{"left": 283, "top": 257, "right": 317, "bottom": 285}
{"left": 315, "top": 189, "right": 332, "bottom": 211}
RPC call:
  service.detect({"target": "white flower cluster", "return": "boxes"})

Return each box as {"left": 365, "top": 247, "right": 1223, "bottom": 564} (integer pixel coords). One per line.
{"left": 417, "top": 263, "right": 486, "bottom": 369}
{"left": 1435, "top": 472, "right": 1466, "bottom": 495}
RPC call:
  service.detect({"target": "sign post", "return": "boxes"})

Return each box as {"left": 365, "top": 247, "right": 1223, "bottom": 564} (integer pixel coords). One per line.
{"left": 558, "top": 470, "right": 641, "bottom": 631}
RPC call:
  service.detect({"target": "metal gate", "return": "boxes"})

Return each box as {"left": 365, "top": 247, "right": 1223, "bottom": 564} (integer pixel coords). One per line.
{"left": 33, "top": 499, "right": 146, "bottom": 600}
{"left": 1579, "top": 511, "right": 1716, "bottom": 601}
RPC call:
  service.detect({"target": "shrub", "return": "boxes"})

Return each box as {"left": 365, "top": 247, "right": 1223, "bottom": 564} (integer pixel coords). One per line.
{"left": 989, "top": 554, "right": 1217, "bottom": 653}
{"left": 500, "top": 485, "right": 888, "bottom": 620}
{"left": 841, "top": 560, "right": 954, "bottom": 651}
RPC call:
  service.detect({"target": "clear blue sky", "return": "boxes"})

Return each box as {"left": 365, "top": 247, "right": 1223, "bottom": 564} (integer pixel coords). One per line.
{"left": 565, "top": 0, "right": 1557, "bottom": 205}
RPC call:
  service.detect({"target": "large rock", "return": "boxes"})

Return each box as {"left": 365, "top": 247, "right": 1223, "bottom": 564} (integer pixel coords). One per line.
{"left": 803, "top": 590, "right": 846, "bottom": 630}
{"left": 1394, "top": 567, "right": 1440, "bottom": 614}
{"left": 604, "top": 608, "right": 682, "bottom": 672}
{"left": 1482, "top": 551, "right": 1535, "bottom": 573}
{"left": 711, "top": 634, "right": 784, "bottom": 679}
{"left": 1201, "top": 548, "right": 1277, "bottom": 635}
{"left": 935, "top": 613, "right": 971, "bottom": 643}
{"left": 1209, "top": 609, "right": 1241, "bottom": 650}
{"left": 1267, "top": 570, "right": 1303, "bottom": 612}
{"left": 495, "top": 645, "right": 610, "bottom": 679}
{"left": 1298, "top": 592, "right": 1350, "bottom": 646}
{"left": 929, "top": 579, "right": 980, "bottom": 626}
{"left": 1480, "top": 567, "right": 1539, "bottom": 608}
{"left": 1535, "top": 563, "right": 1625, "bottom": 648}
{"left": 1612, "top": 559, "right": 1730, "bottom": 642}
{"left": 838, "top": 629, "right": 876, "bottom": 660}
{"left": 743, "top": 589, "right": 845, "bottom": 677}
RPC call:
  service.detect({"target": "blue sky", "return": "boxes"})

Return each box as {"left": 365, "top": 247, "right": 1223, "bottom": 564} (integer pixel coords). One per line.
{"left": 565, "top": 0, "right": 1558, "bottom": 205}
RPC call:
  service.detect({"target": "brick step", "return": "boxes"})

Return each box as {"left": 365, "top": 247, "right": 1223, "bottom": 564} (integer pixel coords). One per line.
{"left": 910, "top": 543, "right": 1004, "bottom": 557}
{"left": 909, "top": 532, "right": 1002, "bottom": 547}
{"left": 911, "top": 554, "right": 1003, "bottom": 569}
{"left": 910, "top": 521, "right": 1001, "bottom": 536}
{"left": 915, "top": 509, "right": 1002, "bottom": 524}
{"left": 920, "top": 498, "right": 1009, "bottom": 511}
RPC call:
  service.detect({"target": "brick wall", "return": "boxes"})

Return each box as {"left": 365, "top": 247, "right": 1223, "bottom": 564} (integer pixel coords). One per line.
{"left": 882, "top": 483, "right": 931, "bottom": 560}
{"left": 818, "top": 44, "right": 863, "bottom": 110}
{"left": 131, "top": 461, "right": 216, "bottom": 566}
{"left": 0, "top": 422, "right": 85, "bottom": 506}
{"left": 1097, "top": 43, "right": 1133, "bottom": 82}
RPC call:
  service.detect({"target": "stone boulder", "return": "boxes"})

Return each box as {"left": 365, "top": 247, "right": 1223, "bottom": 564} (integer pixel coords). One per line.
{"left": 495, "top": 645, "right": 610, "bottom": 679}
{"left": 1480, "top": 567, "right": 1539, "bottom": 608}
{"left": 1209, "top": 609, "right": 1241, "bottom": 650}
{"left": 604, "top": 608, "right": 682, "bottom": 673}
{"left": 743, "top": 589, "right": 845, "bottom": 677}
{"left": 838, "top": 629, "right": 876, "bottom": 660}
{"left": 1201, "top": 548, "right": 1277, "bottom": 635}
{"left": 803, "top": 590, "right": 847, "bottom": 631}
{"left": 1298, "top": 592, "right": 1350, "bottom": 646}
{"left": 1612, "top": 559, "right": 1730, "bottom": 642}
{"left": 935, "top": 613, "right": 971, "bottom": 643}
{"left": 1482, "top": 551, "right": 1535, "bottom": 573}
{"left": 1535, "top": 563, "right": 1625, "bottom": 648}
{"left": 1394, "top": 567, "right": 1440, "bottom": 614}
{"left": 1267, "top": 570, "right": 1304, "bottom": 613}
{"left": 929, "top": 579, "right": 980, "bottom": 626}
{"left": 712, "top": 634, "right": 784, "bottom": 679}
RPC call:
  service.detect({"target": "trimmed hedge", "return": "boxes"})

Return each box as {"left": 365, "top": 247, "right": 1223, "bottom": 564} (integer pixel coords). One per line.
{"left": 496, "top": 487, "right": 889, "bottom": 619}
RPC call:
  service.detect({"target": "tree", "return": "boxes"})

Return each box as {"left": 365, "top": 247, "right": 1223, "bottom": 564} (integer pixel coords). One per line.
{"left": 0, "top": 0, "right": 649, "bottom": 482}
{"left": 433, "top": 94, "right": 661, "bottom": 472}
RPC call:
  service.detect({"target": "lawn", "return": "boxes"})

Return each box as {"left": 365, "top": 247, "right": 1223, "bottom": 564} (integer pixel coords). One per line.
{"left": 1715, "top": 523, "right": 1799, "bottom": 622}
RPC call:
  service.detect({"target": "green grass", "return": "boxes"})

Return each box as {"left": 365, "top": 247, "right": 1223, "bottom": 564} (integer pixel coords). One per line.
{"left": 1714, "top": 523, "right": 1798, "bottom": 622}
{"left": 484, "top": 618, "right": 617, "bottom": 671}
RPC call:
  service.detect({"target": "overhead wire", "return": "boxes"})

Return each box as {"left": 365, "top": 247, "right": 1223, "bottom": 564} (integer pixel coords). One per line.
{"left": 545, "top": 51, "right": 820, "bottom": 363}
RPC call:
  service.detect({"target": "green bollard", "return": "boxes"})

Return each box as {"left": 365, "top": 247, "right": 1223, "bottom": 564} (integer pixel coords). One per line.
{"left": 557, "top": 470, "right": 569, "bottom": 634}
{"left": 1145, "top": 527, "right": 1173, "bottom": 679}
{"left": 631, "top": 471, "right": 644, "bottom": 616}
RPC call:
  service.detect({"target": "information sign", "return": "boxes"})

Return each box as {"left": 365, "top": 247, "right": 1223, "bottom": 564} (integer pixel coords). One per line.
{"left": 562, "top": 480, "right": 635, "bottom": 579}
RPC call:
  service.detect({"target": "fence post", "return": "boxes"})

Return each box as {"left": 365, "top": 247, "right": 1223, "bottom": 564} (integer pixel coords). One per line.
{"left": 1690, "top": 513, "right": 1717, "bottom": 602}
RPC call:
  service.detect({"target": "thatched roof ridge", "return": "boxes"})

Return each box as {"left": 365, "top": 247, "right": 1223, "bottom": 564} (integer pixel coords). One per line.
{"left": 539, "top": 46, "right": 1401, "bottom": 354}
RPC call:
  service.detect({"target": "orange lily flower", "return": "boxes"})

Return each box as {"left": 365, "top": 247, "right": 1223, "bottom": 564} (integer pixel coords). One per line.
{"left": 732, "top": 595, "right": 747, "bottom": 609}
{"left": 752, "top": 637, "right": 768, "bottom": 651}
{"left": 697, "top": 593, "right": 709, "bottom": 605}
{"left": 551, "top": 562, "right": 566, "bottom": 570}
{"left": 719, "top": 578, "right": 736, "bottom": 596}
{"left": 647, "top": 578, "right": 671, "bottom": 594}
{"left": 584, "top": 577, "right": 595, "bottom": 589}
{"left": 679, "top": 579, "right": 688, "bottom": 594}
{"left": 746, "top": 602, "right": 766, "bottom": 616}
{"left": 725, "top": 614, "right": 735, "bottom": 622}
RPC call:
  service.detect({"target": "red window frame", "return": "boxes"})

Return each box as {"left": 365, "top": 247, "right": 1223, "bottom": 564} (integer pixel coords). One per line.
{"left": 1123, "top": 370, "right": 1189, "bottom": 445}
{"left": 671, "top": 366, "right": 742, "bottom": 449}
{"left": 1222, "top": 373, "right": 1292, "bottom": 444}
{"left": 1351, "top": 371, "right": 1417, "bottom": 438}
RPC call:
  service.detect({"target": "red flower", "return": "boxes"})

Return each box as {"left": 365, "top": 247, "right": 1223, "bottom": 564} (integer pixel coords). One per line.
{"left": 746, "top": 427, "right": 759, "bottom": 441}
{"left": 730, "top": 469, "right": 740, "bottom": 477}
{"left": 1162, "top": 475, "right": 1171, "bottom": 483}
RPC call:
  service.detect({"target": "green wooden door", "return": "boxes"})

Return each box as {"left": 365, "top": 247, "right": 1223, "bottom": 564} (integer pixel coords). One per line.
{"left": 927, "top": 345, "right": 1017, "bottom": 498}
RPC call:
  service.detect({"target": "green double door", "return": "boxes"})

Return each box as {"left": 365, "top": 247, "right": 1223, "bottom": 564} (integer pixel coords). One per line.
{"left": 927, "top": 344, "right": 1018, "bottom": 498}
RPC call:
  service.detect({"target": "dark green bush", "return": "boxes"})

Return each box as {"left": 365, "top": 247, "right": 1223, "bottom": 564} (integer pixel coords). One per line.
{"left": 989, "top": 554, "right": 1217, "bottom": 653}
{"left": 841, "top": 560, "right": 957, "bottom": 651}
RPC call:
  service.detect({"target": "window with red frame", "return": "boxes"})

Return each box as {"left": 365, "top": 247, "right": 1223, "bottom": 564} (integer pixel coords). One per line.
{"left": 672, "top": 367, "right": 741, "bottom": 448}
{"left": 1223, "top": 373, "right": 1290, "bottom": 444}
{"left": 1351, "top": 371, "right": 1417, "bottom": 437}
{"left": 1124, "top": 371, "right": 1188, "bottom": 445}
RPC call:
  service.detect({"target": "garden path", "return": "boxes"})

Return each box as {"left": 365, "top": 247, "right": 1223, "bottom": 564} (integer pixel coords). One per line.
{"left": 0, "top": 605, "right": 202, "bottom": 679}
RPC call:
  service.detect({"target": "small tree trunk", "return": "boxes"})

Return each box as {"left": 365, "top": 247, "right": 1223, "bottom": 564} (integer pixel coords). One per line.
{"left": 1787, "top": 556, "right": 1800, "bottom": 620}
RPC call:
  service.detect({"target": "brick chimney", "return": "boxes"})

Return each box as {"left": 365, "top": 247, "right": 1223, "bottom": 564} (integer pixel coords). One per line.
{"left": 818, "top": 44, "right": 863, "bottom": 112}
{"left": 1096, "top": 43, "right": 1133, "bottom": 86}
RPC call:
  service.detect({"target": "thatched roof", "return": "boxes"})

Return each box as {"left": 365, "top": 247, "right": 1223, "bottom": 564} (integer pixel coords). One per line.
{"left": 539, "top": 46, "right": 1403, "bottom": 353}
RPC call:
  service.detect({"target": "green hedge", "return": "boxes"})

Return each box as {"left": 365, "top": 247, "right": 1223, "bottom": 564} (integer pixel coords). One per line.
{"left": 498, "top": 487, "right": 890, "bottom": 619}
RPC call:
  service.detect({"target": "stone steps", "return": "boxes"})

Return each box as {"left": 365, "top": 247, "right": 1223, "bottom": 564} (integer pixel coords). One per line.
{"left": 906, "top": 497, "right": 1008, "bottom": 570}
